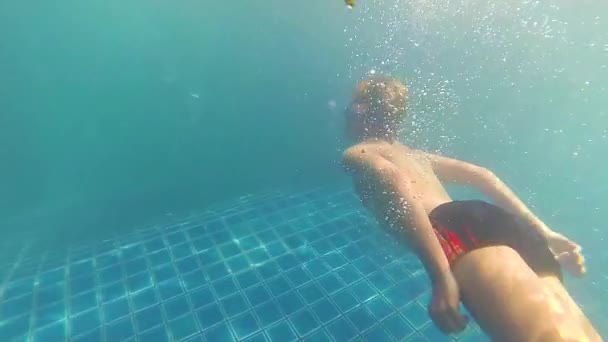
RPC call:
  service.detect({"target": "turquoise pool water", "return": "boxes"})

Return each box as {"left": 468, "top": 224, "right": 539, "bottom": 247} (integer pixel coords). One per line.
{"left": 1, "top": 0, "right": 607, "bottom": 340}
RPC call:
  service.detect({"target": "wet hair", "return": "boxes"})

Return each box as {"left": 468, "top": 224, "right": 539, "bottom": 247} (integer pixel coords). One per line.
{"left": 350, "top": 75, "right": 408, "bottom": 139}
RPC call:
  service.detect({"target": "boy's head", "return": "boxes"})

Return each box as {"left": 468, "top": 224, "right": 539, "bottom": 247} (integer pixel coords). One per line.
{"left": 345, "top": 75, "right": 408, "bottom": 142}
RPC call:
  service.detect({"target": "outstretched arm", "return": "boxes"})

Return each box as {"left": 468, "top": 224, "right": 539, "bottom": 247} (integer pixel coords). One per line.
{"left": 424, "top": 153, "right": 552, "bottom": 236}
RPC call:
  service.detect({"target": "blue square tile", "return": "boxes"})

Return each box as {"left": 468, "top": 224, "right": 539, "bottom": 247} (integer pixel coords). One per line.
{"left": 168, "top": 313, "right": 198, "bottom": 341}
{"left": 230, "top": 311, "right": 260, "bottom": 340}
{"left": 97, "top": 253, "right": 120, "bottom": 269}
{"left": 103, "top": 298, "right": 129, "bottom": 323}
{"left": 227, "top": 255, "right": 249, "bottom": 273}
{"left": 70, "top": 274, "right": 96, "bottom": 295}
{"left": 72, "top": 328, "right": 101, "bottom": 342}
{"left": 328, "top": 234, "right": 349, "bottom": 249}
{"left": 70, "top": 260, "right": 94, "bottom": 277}
{"left": 221, "top": 293, "right": 249, "bottom": 318}
{"left": 352, "top": 257, "right": 377, "bottom": 276}
{"left": 34, "top": 301, "right": 65, "bottom": 327}
{"left": 242, "top": 332, "right": 268, "bottom": 342}
{"left": 176, "top": 256, "right": 200, "bottom": 274}
{"left": 148, "top": 249, "right": 172, "bottom": 267}
{"left": 101, "top": 282, "right": 126, "bottom": 303}
{"left": 310, "top": 298, "right": 340, "bottom": 323}
{"left": 401, "top": 274, "right": 428, "bottom": 300}
{"left": 99, "top": 265, "right": 123, "bottom": 285}
{"left": 152, "top": 264, "right": 177, "bottom": 283}
{"left": 192, "top": 238, "right": 214, "bottom": 253}
{"left": 346, "top": 305, "right": 376, "bottom": 333}
{"left": 124, "top": 258, "right": 147, "bottom": 276}
{"left": 121, "top": 244, "right": 144, "bottom": 260}
{"left": 384, "top": 285, "right": 415, "bottom": 310}
{"left": 244, "top": 284, "right": 272, "bottom": 307}
{"left": 236, "top": 270, "right": 261, "bottom": 290}
{"left": 384, "top": 262, "right": 410, "bottom": 283}
{"left": 365, "top": 296, "right": 395, "bottom": 321}
{"left": 134, "top": 305, "right": 164, "bottom": 332}
{"left": 304, "top": 259, "right": 330, "bottom": 278}
{"left": 266, "top": 321, "right": 297, "bottom": 342}
{"left": 189, "top": 286, "right": 215, "bottom": 309}
{"left": 158, "top": 279, "right": 184, "bottom": 301}
{"left": 331, "top": 289, "right": 359, "bottom": 313}
{"left": 420, "top": 322, "right": 452, "bottom": 342}
{"left": 70, "top": 309, "right": 100, "bottom": 337}
{"left": 247, "top": 248, "right": 270, "bottom": 264}
{"left": 33, "top": 321, "right": 65, "bottom": 342}
{"left": 0, "top": 316, "right": 29, "bottom": 341}
{"left": 284, "top": 235, "right": 305, "bottom": 249}
{"left": 238, "top": 236, "right": 260, "bottom": 252}
{"left": 204, "top": 322, "right": 235, "bottom": 342}
{"left": 105, "top": 316, "right": 134, "bottom": 341}
{"left": 144, "top": 237, "right": 166, "bottom": 252}
{"left": 164, "top": 296, "right": 191, "bottom": 320}
{"left": 182, "top": 271, "right": 206, "bottom": 291}
{"left": 139, "top": 325, "right": 169, "bottom": 342}
{"left": 196, "top": 303, "right": 224, "bottom": 330}
{"left": 206, "top": 262, "right": 230, "bottom": 281}
{"left": 297, "top": 282, "right": 325, "bottom": 305}
{"left": 302, "top": 328, "right": 332, "bottom": 342}
{"left": 256, "top": 262, "right": 281, "bottom": 280}
{"left": 131, "top": 286, "right": 158, "bottom": 310}
{"left": 276, "top": 254, "right": 299, "bottom": 271}
{"left": 212, "top": 231, "right": 232, "bottom": 245}
{"left": 300, "top": 229, "right": 323, "bottom": 243}
{"left": 167, "top": 232, "right": 187, "bottom": 245}
{"left": 400, "top": 303, "right": 429, "bottom": 328}
{"left": 368, "top": 271, "right": 395, "bottom": 292}
{"left": 382, "top": 313, "right": 415, "bottom": 340}
{"left": 265, "top": 241, "right": 287, "bottom": 258}
{"left": 310, "top": 240, "right": 333, "bottom": 256}
{"left": 276, "top": 292, "right": 305, "bottom": 316}
{"left": 363, "top": 324, "right": 393, "bottom": 341}
{"left": 198, "top": 249, "right": 221, "bottom": 267}
{"left": 1, "top": 293, "right": 33, "bottom": 318}
{"left": 254, "top": 301, "right": 283, "bottom": 327}
{"left": 212, "top": 277, "right": 238, "bottom": 299}
{"left": 220, "top": 242, "right": 241, "bottom": 259}
{"left": 257, "top": 230, "right": 278, "bottom": 245}
{"left": 70, "top": 291, "right": 97, "bottom": 315}
{"left": 267, "top": 275, "right": 291, "bottom": 297}
{"left": 322, "top": 252, "right": 348, "bottom": 270}
{"left": 284, "top": 265, "right": 311, "bottom": 287}
{"left": 335, "top": 264, "right": 362, "bottom": 285}
{"left": 293, "top": 246, "right": 316, "bottom": 264}
{"left": 351, "top": 280, "right": 377, "bottom": 303}
{"left": 37, "top": 268, "right": 65, "bottom": 287}
{"left": 126, "top": 272, "right": 152, "bottom": 293}
{"left": 288, "top": 309, "right": 319, "bottom": 337}
{"left": 317, "top": 273, "right": 344, "bottom": 295}
{"left": 326, "top": 316, "right": 358, "bottom": 341}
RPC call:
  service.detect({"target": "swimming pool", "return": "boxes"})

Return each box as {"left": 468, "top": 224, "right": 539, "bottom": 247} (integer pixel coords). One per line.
{"left": 0, "top": 186, "right": 490, "bottom": 341}
{"left": 2, "top": 186, "right": 606, "bottom": 341}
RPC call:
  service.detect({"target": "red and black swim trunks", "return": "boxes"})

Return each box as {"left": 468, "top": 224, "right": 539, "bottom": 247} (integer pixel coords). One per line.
{"left": 429, "top": 200, "right": 562, "bottom": 281}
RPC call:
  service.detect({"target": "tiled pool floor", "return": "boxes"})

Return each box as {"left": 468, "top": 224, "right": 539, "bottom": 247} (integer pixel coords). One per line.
{"left": 3, "top": 187, "right": 599, "bottom": 341}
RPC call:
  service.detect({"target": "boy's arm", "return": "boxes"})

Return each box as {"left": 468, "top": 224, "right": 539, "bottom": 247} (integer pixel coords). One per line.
{"left": 424, "top": 153, "right": 552, "bottom": 236}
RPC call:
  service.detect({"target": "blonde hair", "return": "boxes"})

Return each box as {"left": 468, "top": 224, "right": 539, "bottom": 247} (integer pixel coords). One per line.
{"left": 353, "top": 76, "right": 408, "bottom": 123}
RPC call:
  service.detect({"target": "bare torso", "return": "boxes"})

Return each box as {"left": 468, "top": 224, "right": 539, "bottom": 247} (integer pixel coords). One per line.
{"left": 350, "top": 140, "right": 450, "bottom": 232}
